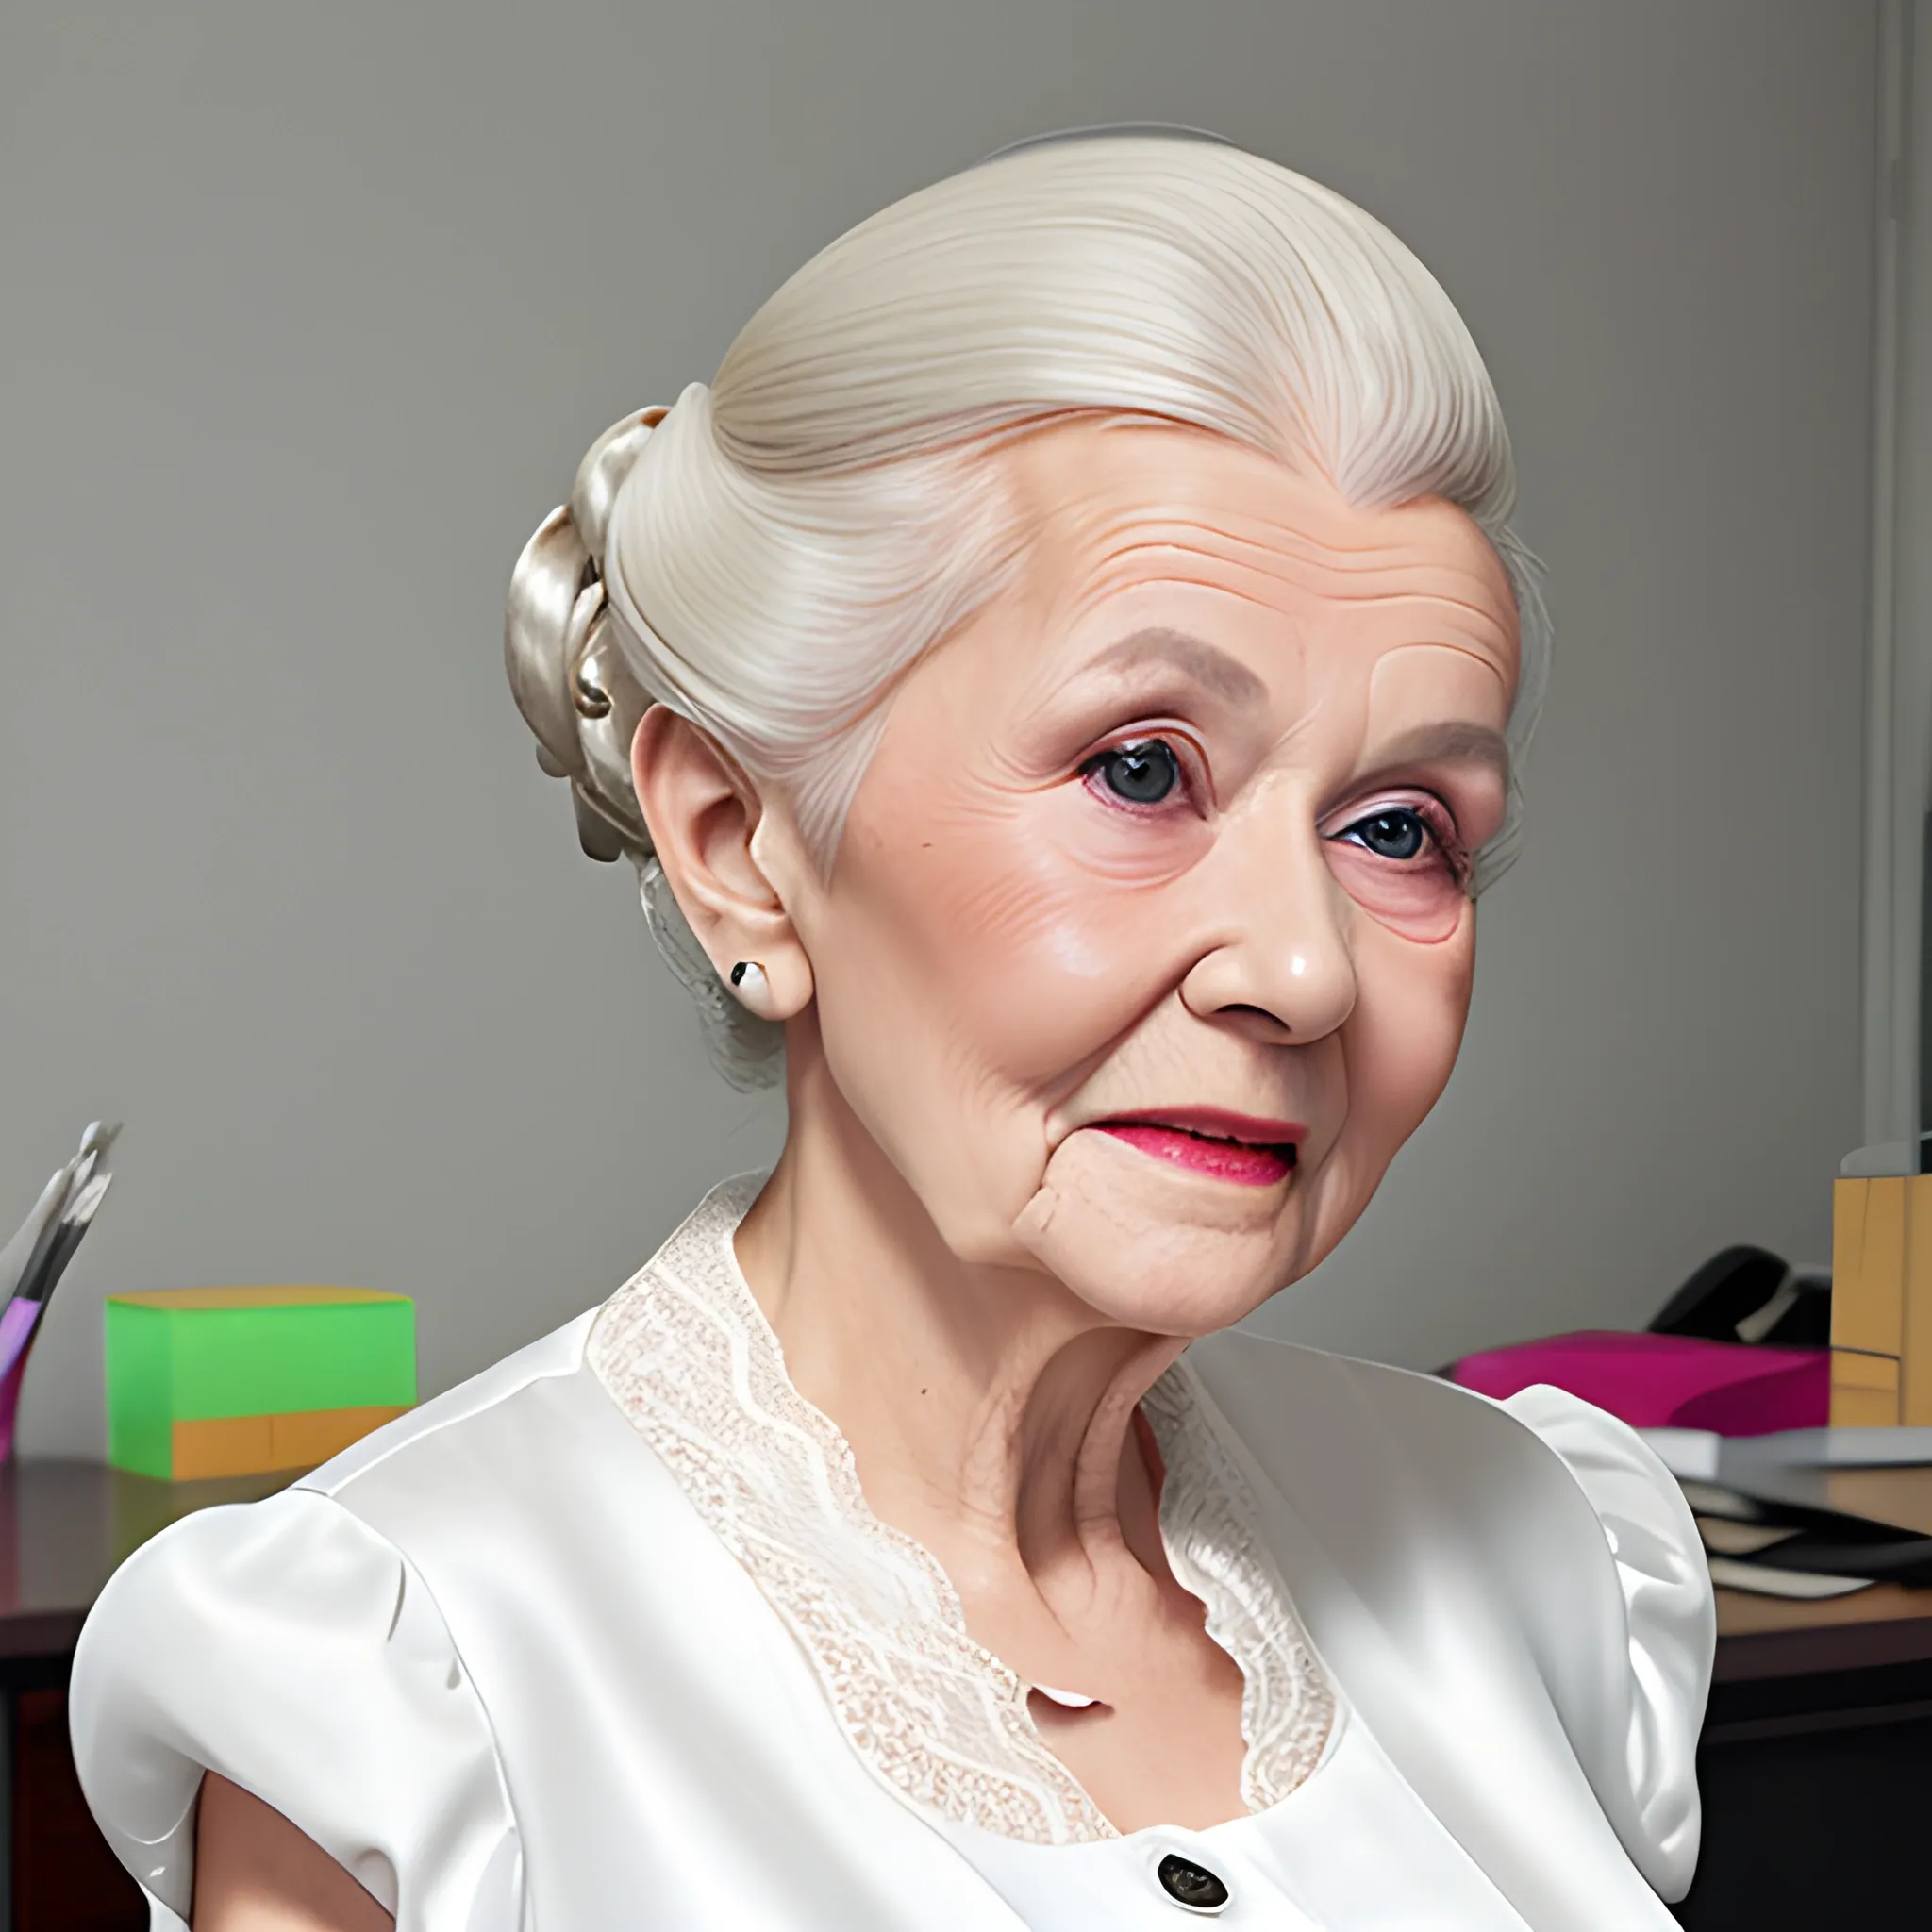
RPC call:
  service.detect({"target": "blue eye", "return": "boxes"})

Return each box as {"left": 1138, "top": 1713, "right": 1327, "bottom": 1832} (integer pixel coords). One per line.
{"left": 1091, "top": 740, "right": 1180, "bottom": 806}
{"left": 1341, "top": 808, "right": 1430, "bottom": 860}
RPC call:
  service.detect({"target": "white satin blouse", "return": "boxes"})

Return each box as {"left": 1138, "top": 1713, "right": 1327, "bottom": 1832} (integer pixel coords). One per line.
{"left": 71, "top": 1178, "right": 1714, "bottom": 1930}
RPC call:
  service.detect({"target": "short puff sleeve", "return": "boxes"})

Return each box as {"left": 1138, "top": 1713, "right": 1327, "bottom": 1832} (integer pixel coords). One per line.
{"left": 69, "top": 1488, "right": 524, "bottom": 1932}
{"left": 1500, "top": 1383, "right": 1715, "bottom": 1901}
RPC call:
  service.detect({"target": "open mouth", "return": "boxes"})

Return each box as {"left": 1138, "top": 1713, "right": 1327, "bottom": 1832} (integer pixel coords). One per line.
{"left": 1091, "top": 1108, "right": 1303, "bottom": 1188}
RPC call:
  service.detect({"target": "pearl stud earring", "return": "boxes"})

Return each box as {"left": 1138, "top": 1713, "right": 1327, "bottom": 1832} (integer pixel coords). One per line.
{"left": 728, "top": 961, "right": 769, "bottom": 1007}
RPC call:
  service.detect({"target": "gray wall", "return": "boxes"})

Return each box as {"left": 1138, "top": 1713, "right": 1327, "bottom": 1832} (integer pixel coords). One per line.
{"left": 0, "top": 2, "right": 1874, "bottom": 1456}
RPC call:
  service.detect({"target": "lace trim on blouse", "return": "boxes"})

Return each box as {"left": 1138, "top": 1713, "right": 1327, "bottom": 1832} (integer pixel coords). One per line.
{"left": 586, "top": 1177, "right": 1335, "bottom": 1845}
{"left": 1140, "top": 1374, "right": 1337, "bottom": 1813}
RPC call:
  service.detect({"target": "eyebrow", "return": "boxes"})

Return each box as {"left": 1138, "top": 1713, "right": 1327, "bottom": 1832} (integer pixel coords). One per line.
{"left": 1362, "top": 722, "right": 1511, "bottom": 783}
{"left": 1086, "top": 627, "right": 1269, "bottom": 708}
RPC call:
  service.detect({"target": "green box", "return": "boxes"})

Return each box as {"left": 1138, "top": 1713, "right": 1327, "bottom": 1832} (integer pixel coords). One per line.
{"left": 106, "top": 1287, "right": 416, "bottom": 1479}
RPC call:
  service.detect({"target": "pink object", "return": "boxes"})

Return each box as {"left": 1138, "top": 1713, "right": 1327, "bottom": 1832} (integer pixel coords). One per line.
{"left": 0, "top": 1297, "right": 43, "bottom": 1462}
{"left": 1448, "top": 1330, "right": 1829, "bottom": 1437}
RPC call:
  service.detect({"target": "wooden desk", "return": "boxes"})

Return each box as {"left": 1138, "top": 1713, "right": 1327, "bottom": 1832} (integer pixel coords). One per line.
{"left": 1676, "top": 1466, "right": 1932, "bottom": 1927}
{"left": 0, "top": 1459, "right": 292, "bottom": 1932}
{"left": 1715, "top": 1579, "right": 1932, "bottom": 1681}
{"left": 1708, "top": 1462, "right": 1932, "bottom": 1686}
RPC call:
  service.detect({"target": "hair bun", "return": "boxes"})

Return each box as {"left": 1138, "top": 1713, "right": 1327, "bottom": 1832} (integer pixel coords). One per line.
{"left": 504, "top": 407, "right": 667, "bottom": 863}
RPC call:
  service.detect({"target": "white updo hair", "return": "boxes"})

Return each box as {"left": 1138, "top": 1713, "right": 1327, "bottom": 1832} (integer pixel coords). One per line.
{"left": 506, "top": 133, "right": 1549, "bottom": 1088}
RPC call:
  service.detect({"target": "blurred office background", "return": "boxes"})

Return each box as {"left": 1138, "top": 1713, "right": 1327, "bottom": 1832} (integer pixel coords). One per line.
{"left": 0, "top": 2, "right": 1882, "bottom": 1453}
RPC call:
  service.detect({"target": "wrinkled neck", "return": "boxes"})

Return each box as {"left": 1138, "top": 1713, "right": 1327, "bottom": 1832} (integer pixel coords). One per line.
{"left": 734, "top": 1040, "right": 1182, "bottom": 1597}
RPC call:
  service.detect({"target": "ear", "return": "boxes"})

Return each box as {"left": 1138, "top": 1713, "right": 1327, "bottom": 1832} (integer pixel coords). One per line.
{"left": 630, "top": 708, "right": 814, "bottom": 1021}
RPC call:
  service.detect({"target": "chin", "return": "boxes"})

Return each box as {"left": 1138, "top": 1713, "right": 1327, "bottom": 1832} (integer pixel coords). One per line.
{"left": 1009, "top": 1128, "right": 1306, "bottom": 1336}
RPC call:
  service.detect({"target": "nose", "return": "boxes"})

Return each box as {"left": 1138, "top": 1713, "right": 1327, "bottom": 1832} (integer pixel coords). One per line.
{"left": 1177, "top": 815, "right": 1357, "bottom": 1045}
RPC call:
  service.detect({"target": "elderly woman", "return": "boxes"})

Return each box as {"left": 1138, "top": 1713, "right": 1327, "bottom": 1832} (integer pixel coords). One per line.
{"left": 73, "top": 131, "right": 1712, "bottom": 1930}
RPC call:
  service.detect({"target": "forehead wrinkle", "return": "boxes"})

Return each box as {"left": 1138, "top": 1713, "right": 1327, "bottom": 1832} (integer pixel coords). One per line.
{"left": 1061, "top": 560, "right": 1510, "bottom": 675}
{"left": 1365, "top": 634, "right": 1518, "bottom": 716}
{"left": 1062, "top": 498, "right": 1496, "bottom": 578}
{"left": 1322, "top": 591, "right": 1522, "bottom": 664}
{"left": 1050, "top": 570, "right": 1301, "bottom": 675}
{"left": 1059, "top": 518, "right": 1507, "bottom": 625}
{"left": 1007, "top": 421, "right": 1509, "bottom": 589}
{"left": 1010, "top": 467, "right": 1516, "bottom": 686}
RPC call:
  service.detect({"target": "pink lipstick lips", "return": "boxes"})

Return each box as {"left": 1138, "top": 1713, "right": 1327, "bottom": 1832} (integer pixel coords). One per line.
{"left": 1092, "top": 1108, "right": 1304, "bottom": 1187}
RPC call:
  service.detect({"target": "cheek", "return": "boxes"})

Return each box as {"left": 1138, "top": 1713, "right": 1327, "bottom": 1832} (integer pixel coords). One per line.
{"left": 1298, "top": 916, "right": 1475, "bottom": 1264}
{"left": 1323, "top": 842, "right": 1467, "bottom": 943}
{"left": 1348, "top": 916, "right": 1475, "bottom": 1141}
{"left": 827, "top": 779, "right": 1201, "bottom": 1092}
{"left": 805, "top": 776, "right": 1200, "bottom": 1263}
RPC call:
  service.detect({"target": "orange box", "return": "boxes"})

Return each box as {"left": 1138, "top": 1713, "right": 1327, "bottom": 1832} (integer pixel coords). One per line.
{"left": 1834, "top": 1177, "right": 1907, "bottom": 1358}
{"left": 1830, "top": 1350, "right": 1901, "bottom": 1428}
{"left": 1905, "top": 1175, "right": 1932, "bottom": 1424}
{"left": 169, "top": 1405, "right": 410, "bottom": 1481}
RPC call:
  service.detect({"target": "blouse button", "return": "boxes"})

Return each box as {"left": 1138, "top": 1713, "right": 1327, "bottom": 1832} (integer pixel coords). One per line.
{"left": 1155, "top": 1853, "right": 1230, "bottom": 1915}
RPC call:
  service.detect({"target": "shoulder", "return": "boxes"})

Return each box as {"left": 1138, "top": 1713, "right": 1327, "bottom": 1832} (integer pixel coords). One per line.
{"left": 1185, "top": 1321, "right": 1606, "bottom": 1514}
{"left": 72, "top": 1482, "right": 522, "bottom": 1925}
{"left": 69, "top": 1310, "right": 606, "bottom": 1925}
{"left": 1187, "top": 1323, "right": 1700, "bottom": 1556}
{"left": 1184, "top": 1326, "right": 1711, "bottom": 1702}
{"left": 1186, "top": 1327, "right": 1712, "bottom": 1902}
{"left": 297, "top": 1305, "right": 600, "bottom": 1498}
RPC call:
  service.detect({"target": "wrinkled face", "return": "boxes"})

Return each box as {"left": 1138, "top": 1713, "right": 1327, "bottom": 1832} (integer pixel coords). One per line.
{"left": 786, "top": 420, "right": 1521, "bottom": 1335}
